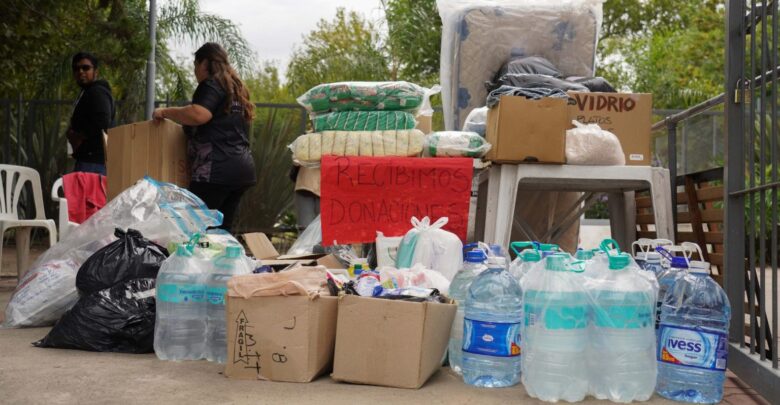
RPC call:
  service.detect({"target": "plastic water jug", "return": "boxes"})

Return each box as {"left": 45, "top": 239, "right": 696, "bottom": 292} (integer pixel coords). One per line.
{"left": 521, "top": 253, "right": 589, "bottom": 402}
{"left": 656, "top": 261, "right": 730, "bottom": 403}
{"left": 656, "top": 251, "right": 689, "bottom": 332}
{"left": 461, "top": 257, "right": 522, "bottom": 387}
{"left": 154, "top": 244, "right": 208, "bottom": 361}
{"left": 448, "top": 249, "right": 487, "bottom": 375}
{"left": 205, "top": 246, "right": 252, "bottom": 363}
{"left": 643, "top": 251, "right": 664, "bottom": 276}
{"left": 509, "top": 249, "right": 542, "bottom": 282}
{"left": 588, "top": 240, "right": 658, "bottom": 402}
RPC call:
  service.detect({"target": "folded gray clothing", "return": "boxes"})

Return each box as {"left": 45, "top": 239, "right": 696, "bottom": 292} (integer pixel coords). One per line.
{"left": 567, "top": 76, "right": 616, "bottom": 93}
{"left": 489, "top": 73, "right": 590, "bottom": 94}
{"left": 486, "top": 86, "right": 569, "bottom": 108}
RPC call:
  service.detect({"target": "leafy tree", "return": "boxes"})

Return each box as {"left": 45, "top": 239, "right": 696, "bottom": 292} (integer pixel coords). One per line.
{"left": 286, "top": 8, "right": 390, "bottom": 97}
{"left": 381, "top": 0, "right": 441, "bottom": 86}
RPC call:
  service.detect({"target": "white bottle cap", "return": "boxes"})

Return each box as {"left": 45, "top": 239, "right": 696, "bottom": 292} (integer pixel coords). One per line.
{"left": 688, "top": 260, "right": 711, "bottom": 274}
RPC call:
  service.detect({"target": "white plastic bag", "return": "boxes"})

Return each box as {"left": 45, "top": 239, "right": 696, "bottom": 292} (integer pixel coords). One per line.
{"left": 395, "top": 217, "right": 464, "bottom": 281}
{"left": 377, "top": 264, "right": 451, "bottom": 295}
{"left": 463, "top": 106, "right": 488, "bottom": 136}
{"left": 376, "top": 231, "right": 403, "bottom": 269}
{"left": 565, "top": 120, "right": 625, "bottom": 165}
{"left": 2, "top": 177, "right": 222, "bottom": 328}
{"left": 423, "top": 131, "right": 492, "bottom": 158}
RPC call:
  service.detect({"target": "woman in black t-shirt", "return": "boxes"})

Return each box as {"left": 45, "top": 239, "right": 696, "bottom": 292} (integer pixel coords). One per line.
{"left": 153, "top": 42, "right": 257, "bottom": 232}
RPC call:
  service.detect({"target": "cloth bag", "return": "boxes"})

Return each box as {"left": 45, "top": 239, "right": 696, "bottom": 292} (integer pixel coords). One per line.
{"left": 395, "top": 217, "right": 464, "bottom": 281}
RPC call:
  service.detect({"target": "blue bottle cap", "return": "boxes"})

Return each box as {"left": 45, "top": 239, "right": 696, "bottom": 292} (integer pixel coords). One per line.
{"left": 465, "top": 249, "right": 487, "bottom": 263}
{"left": 671, "top": 256, "right": 689, "bottom": 269}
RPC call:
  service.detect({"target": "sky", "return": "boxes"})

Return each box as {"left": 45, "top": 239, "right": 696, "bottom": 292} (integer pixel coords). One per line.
{"left": 173, "top": 0, "right": 387, "bottom": 76}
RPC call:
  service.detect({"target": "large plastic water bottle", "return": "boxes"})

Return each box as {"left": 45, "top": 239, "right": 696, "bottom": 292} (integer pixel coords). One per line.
{"left": 656, "top": 261, "right": 730, "bottom": 403}
{"left": 461, "top": 257, "right": 522, "bottom": 387}
{"left": 155, "top": 244, "right": 208, "bottom": 361}
{"left": 509, "top": 249, "right": 542, "bottom": 282}
{"left": 448, "top": 249, "right": 488, "bottom": 375}
{"left": 588, "top": 242, "right": 658, "bottom": 402}
{"left": 643, "top": 251, "right": 664, "bottom": 276}
{"left": 521, "top": 253, "right": 589, "bottom": 402}
{"left": 205, "top": 246, "right": 252, "bottom": 363}
{"left": 656, "top": 254, "right": 689, "bottom": 331}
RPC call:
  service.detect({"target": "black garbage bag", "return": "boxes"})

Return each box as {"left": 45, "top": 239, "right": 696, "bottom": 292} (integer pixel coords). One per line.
{"left": 76, "top": 228, "right": 168, "bottom": 295}
{"left": 34, "top": 278, "right": 157, "bottom": 353}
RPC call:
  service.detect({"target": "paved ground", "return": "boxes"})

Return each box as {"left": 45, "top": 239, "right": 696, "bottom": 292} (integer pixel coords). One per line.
{"left": 0, "top": 230, "right": 773, "bottom": 404}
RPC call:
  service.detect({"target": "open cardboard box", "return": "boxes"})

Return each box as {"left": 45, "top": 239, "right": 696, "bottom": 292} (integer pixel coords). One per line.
{"left": 242, "top": 233, "right": 345, "bottom": 270}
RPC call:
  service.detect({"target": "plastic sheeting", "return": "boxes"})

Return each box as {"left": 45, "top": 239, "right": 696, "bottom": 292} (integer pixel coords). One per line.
{"left": 438, "top": 0, "right": 604, "bottom": 130}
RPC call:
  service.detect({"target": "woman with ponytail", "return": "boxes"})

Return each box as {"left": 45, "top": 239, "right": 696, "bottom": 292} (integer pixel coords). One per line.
{"left": 153, "top": 43, "right": 256, "bottom": 232}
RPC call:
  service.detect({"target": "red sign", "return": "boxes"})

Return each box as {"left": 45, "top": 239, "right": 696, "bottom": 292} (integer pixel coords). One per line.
{"left": 320, "top": 156, "right": 473, "bottom": 245}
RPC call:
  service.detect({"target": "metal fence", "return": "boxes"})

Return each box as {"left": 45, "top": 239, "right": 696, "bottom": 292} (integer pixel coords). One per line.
{"left": 723, "top": 0, "right": 780, "bottom": 400}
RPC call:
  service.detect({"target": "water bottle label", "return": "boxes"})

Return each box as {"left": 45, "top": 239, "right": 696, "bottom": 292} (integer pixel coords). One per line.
{"left": 157, "top": 283, "right": 205, "bottom": 304}
{"left": 658, "top": 325, "right": 728, "bottom": 371}
{"left": 594, "top": 304, "right": 654, "bottom": 329}
{"left": 206, "top": 286, "right": 227, "bottom": 305}
{"left": 525, "top": 303, "right": 587, "bottom": 330}
{"left": 462, "top": 319, "right": 521, "bottom": 357}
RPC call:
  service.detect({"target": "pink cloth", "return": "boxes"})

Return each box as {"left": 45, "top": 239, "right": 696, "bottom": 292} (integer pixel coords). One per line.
{"left": 62, "top": 172, "right": 107, "bottom": 224}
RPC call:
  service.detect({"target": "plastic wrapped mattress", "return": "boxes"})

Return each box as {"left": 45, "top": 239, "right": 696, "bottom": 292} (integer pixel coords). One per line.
{"left": 438, "top": 0, "right": 604, "bottom": 130}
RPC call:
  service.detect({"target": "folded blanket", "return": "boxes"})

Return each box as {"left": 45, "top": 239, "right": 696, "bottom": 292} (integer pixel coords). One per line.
{"left": 291, "top": 129, "right": 425, "bottom": 163}
{"left": 312, "top": 111, "right": 417, "bottom": 132}
{"left": 297, "top": 81, "right": 426, "bottom": 114}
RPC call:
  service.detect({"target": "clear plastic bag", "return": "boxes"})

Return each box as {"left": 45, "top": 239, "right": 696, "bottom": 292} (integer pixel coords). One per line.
{"left": 286, "top": 215, "right": 322, "bottom": 256}
{"left": 565, "top": 120, "right": 625, "bottom": 165}
{"left": 3, "top": 177, "right": 222, "bottom": 328}
{"left": 438, "top": 0, "right": 604, "bottom": 130}
{"left": 423, "top": 131, "right": 491, "bottom": 158}
{"left": 463, "top": 106, "right": 488, "bottom": 136}
{"left": 377, "top": 263, "right": 451, "bottom": 295}
{"left": 375, "top": 231, "right": 403, "bottom": 268}
{"left": 395, "top": 217, "right": 464, "bottom": 281}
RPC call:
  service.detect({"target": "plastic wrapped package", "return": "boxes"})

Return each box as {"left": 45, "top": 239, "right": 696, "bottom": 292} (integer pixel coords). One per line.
{"left": 312, "top": 111, "right": 418, "bottom": 132}
{"left": 462, "top": 107, "right": 488, "bottom": 136}
{"left": 565, "top": 120, "right": 625, "bottom": 165}
{"left": 395, "top": 217, "right": 464, "bottom": 281}
{"left": 289, "top": 130, "right": 426, "bottom": 164}
{"left": 424, "top": 131, "right": 491, "bottom": 158}
{"left": 3, "top": 177, "right": 221, "bottom": 328}
{"left": 286, "top": 215, "right": 322, "bottom": 256}
{"left": 377, "top": 264, "right": 451, "bottom": 295}
{"left": 438, "top": 0, "right": 604, "bottom": 129}
{"left": 297, "top": 81, "right": 428, "bottom": 115}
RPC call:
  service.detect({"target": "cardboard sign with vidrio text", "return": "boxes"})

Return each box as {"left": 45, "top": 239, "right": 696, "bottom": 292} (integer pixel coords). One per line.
{"left": 106, "top": 119, "right": 189, "bottom": 201}
{"left": 567, "top": 92, "right": 653, "bottom": 166}
{"left": 331, "top": 295, "right": 456, "bottom": 389}
{"left": 225, "top": 295, "right": 338, "bottom": 382}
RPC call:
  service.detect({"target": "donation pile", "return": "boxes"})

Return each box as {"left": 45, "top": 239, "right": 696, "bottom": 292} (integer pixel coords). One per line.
{"left": 3, "top": 177, "right": 222, "bottom": 328}
{"left": 291, "top": 81, "right": 434, "bottom": 164}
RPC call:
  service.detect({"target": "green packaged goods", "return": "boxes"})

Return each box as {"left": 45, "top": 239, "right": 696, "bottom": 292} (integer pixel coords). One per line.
{"left": 297, "top": 81, "right": 427, "bottom": 114}
{"left": 312, "top": 111, "right": 418, "bottom": 132}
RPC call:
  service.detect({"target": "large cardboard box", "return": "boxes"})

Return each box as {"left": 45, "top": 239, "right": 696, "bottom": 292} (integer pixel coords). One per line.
{"left": 568, "top": 92, "right": 653, "bottom": 166}
{"left": 486, "top": 96, "right": 569, "bottom": 164}
{"left": 106, "top": 119, "right": 189, "bottom": 200}
{"left": 331, "top": 295, "right": 456, "bottom": 389}
{"left": 224, "top": 295, "right": 338, "bottom": 382}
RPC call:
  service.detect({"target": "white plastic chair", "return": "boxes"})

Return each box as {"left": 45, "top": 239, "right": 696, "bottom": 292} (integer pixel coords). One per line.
{"left": 51, "top": 178, "right": 78, "bottom": 239}
{"left": 0, "top": 165, "right": 57, "bottom": 279}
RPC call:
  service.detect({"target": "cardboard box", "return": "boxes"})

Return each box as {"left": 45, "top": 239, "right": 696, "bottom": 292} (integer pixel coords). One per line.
{"left": 225, "top": 295, "right": 338, "bottom": 382}
{"left": 242, "top": 233, "right": 346, "bottom": 270}
{"left": 486, "top": 96, "right": 568, "bottom": 164}
{"left": 416, "top": 115, "right": 433, "bottom": 134}
{"left": 331, "top": 295, "right": 456, "bottom": 389}
{"left": 106, "top": 119, "right": 189, "bottom": 200}
{"left": 568, "top": 92, "right": 653, "bottom": 166}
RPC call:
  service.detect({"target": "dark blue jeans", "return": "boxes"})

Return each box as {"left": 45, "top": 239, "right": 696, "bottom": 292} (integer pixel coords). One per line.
{"left": 74, "top": 161, "right": 106, "bottom": 176}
